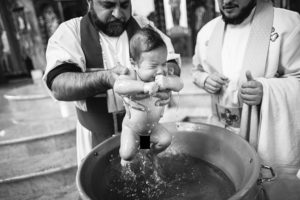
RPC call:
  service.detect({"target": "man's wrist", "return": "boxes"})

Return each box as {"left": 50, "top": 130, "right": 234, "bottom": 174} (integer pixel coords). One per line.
{"left": 96, "top": 70, "right": 115, "bottom": 89}
{"left": 193, "top": 71, "right": 209, "bottom": 88}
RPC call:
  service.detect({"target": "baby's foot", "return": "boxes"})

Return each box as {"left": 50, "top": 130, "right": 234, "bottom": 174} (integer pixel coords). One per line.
{"left": 120, "top": 159, "right": 131, "bottom": 167}
{"left": 120, "top": 159, "right": 136, "bottom": 180}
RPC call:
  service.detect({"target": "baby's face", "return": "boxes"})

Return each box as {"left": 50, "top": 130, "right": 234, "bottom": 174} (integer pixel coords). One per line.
{"left": 136, "top": 47, "right": 168, "bottom": 82}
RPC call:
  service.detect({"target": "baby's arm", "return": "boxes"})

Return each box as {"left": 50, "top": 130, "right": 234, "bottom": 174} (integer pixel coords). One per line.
{"left": 114, "top": 72, "right": 159, "bottom": 96}
{"left": 155, "top": 75, "right": 184, "bottom": 92}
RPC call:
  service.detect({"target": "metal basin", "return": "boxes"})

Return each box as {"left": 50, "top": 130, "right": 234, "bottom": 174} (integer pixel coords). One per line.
{"left": 76, "top": 122, "right": 264, "bottom": 200}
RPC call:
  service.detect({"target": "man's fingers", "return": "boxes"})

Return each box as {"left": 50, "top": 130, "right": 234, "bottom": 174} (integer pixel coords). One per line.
{"left": 154, "top": 91, "right": 171, "bottom": 106}
{"left": 205, "top": 88, "right": 216, "bottom": 94}
{"left": 205, "top": 81, "right": 221, "bottom": 93}
{"left": 240, "top": 87, "right": 261, "bottom": 95}
{"left": 241, "top": 81, "right": 261, "bottom": 88}
{"left": 206, "top": 78, "right": 223, "bottom": 89}
{"left": 111, "top": 65, "right": 128, "bottom": 75}
{"left": 155, "top": 98, "right": 170, "bottom": 106}
{"left": 240, "top": 93, "right": 262, "bottom": 105}
{"left": 246, "top": 71, "right": 254, "bottom": 81}
{"left": 153, "top": 91, "right": 170, "bottom": 100}
{"left": 120, "top": 67, "right": 129, "bottom": 75}
{"left": 240, "top": 93, "right": 257, "bottom": 101}
{"left": 219, "top": 74, "right": 229, "bottom": 81}
{"left": 205, "top": 84, "right": 220, "bottom": 94}
{"left": 117, "top": 67, "right": 128, "bottom": 75}
{"left": 211, "top": 75, "right": 228, "bottom": 85}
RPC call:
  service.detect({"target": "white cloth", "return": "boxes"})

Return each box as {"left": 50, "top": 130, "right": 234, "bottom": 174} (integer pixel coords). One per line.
{"left": 258, "top": 77, "right": 300, "bottom": 174}
{"left": 76, "top": 121, "right": 92, "bottom": 163}
{"left": 99, "top": 31, "right": 131, "bottom": 70}
{"left": 43, "top": 15, "right": 180, "bottom": 164}
{"left": 193, "top": 8, "right": 300, "bottom": 173}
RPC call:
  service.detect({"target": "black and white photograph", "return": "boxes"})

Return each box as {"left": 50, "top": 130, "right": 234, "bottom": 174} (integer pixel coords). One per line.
{"left": 0, "top": 0, "right": 300, "bottom": 199}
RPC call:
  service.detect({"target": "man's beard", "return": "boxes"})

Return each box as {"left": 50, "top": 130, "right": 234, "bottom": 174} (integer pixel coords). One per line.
{"left": 221, "top": 0, "right": 256, "bottom": 25}
{"left": 90, "top": 8, "right": 128, "bottom": 36}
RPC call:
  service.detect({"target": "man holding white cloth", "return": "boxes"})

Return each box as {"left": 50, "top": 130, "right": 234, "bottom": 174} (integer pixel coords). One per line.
{"left": 193, "top": 0, "right": 300, "bottom": 180}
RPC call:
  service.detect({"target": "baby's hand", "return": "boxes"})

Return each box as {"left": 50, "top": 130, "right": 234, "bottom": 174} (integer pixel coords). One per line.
{"left": 155, "top": 75, "right": 169, "bottom": 90}
{"left": 144, "top": 82, "right": 159, "bottom": 95}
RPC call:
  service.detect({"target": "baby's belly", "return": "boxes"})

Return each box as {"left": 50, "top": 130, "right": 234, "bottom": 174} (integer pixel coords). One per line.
{"left": 125, "top": 98, "right": 164, "bottom": 134}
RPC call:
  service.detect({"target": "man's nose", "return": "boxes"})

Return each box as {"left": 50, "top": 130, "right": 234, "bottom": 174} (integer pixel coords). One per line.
{"left": 112, "top": 7, "right": 122, "bottom": 19}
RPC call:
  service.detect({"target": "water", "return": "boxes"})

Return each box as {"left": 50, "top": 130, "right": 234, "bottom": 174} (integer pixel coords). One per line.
{"left": 100, "top": 152, "right": 236, "bottom": 200}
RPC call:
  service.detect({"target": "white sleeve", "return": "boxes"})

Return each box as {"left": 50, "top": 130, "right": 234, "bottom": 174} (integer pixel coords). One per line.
{"left": 43, "top": 19, "right": 86, "bottom": 83}
{"left": 192, "top": 30, "right": 209, "bottom": 88}
{"left": 280, "top": 20, "right": 300, "bottom": 79}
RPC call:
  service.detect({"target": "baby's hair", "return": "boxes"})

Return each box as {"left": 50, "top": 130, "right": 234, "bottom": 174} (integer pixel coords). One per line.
{"left": 130, "top": 26, "right": 166, "bottom": 62}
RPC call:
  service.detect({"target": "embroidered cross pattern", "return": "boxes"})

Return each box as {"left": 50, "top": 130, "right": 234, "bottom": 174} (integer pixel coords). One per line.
{"left": 270, "top": 27, "right": 279, "bottom": 42}
{"left": 220, "top": 109, "right": 240, "bottom": 126}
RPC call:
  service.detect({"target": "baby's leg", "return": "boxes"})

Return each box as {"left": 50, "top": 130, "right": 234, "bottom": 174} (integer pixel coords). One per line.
{"left": 150, "top": 124, "right": 172, "bottom": 155}
{"left": 119, "top": 124, "right": 139, "bottom": 162}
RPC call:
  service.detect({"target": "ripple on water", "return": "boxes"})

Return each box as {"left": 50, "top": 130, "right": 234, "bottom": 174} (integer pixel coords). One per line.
{"left": 101, "top": 151, "right": 236, "bottom": 200}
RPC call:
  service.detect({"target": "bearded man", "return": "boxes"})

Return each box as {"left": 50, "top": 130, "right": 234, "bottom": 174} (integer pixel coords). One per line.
{"left": 43, "top": 0, "right": 180, "bottom": 164}
{"left": 193, "top": 0, "right": 300, "bottom": 178}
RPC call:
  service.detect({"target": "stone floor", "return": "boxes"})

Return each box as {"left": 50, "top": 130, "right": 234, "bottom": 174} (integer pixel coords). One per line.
{"left": 0, "top": 78, "right": 78, "bottom": 200}
{"left": 1, "top": 58, "right": 300, "bottom": 200}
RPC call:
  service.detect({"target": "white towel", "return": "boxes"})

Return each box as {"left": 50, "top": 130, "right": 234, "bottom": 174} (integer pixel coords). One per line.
{"left": 258, "top": 77, "right": 300, "bottom": 174}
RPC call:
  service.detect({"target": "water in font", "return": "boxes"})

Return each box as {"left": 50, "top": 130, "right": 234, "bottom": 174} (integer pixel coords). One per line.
{"left": 100, "top": 151, "right": 236, "bottom": 200}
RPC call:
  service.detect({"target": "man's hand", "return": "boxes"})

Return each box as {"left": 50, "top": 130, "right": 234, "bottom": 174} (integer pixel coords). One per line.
{"left": 111, "top": 62, "right": 129, "bottom": 75}
{"left": 239, "top": 71, "right": 263, "bottom": 106}
{"left": 153, "top": 91, "right": 171, "bottom": 106}
{"left": 107, "top": 63, "right": 129, "bottom": 87}
{"left": 204, "top": 73, "right": 229, "bottom": 94}
{"left": 144, "top": 82, "right": 159, "bottom": 95}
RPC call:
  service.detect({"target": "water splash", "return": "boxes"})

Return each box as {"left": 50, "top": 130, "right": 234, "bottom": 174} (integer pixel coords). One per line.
{"left": 104, "top": 152, "right": 235, "bottom": 200}
{"left": 175, "top": 91, "right": 180, "bottom": 122}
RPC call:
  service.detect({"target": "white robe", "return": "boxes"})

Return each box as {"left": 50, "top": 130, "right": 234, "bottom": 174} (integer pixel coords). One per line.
{"left": 193, "top": 7, "right": 300, "bottom": 174}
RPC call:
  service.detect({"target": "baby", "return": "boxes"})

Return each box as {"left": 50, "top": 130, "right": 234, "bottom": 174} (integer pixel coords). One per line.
{"left": 114, "top": 27, "right": 183, "bottom": 163}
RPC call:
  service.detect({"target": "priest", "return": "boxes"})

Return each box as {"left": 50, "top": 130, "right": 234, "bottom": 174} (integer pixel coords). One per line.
{"left": 192, "top": 0, "right": 300, "bottom": 176}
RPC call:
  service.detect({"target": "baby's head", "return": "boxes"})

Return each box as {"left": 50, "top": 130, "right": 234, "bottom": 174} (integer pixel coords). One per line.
{"left": 130, "top": 27, "right": 168, "bottom": 81}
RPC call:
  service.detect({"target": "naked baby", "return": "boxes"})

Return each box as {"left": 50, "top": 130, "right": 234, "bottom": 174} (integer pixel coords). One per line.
{"left": 114, "top": 27, "right": 183, "bottom": 164}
